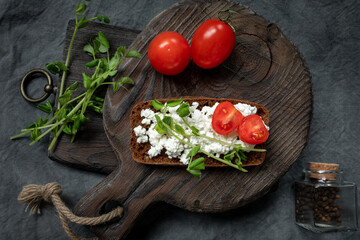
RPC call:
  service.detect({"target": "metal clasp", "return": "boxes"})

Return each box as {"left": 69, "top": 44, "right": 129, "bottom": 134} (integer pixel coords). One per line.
{"left": 20, "top": 69, "right": 57, "bottom": 103}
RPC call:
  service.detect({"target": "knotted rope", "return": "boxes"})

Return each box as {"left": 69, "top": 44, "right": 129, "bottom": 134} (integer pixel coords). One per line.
{"left": 18, "top": 182, "right": 123, "bottom": 240}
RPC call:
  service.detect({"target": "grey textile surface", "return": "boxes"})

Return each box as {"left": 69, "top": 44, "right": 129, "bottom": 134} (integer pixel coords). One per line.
{"left": 1, "top": 0, "right": 359, "bottom": 239}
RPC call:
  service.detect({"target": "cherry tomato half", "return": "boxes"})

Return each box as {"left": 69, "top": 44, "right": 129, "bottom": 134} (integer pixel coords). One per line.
{"left": 191, "top": 19, "right": 236, "bottom": 69}
{"left": 238, "top": 115, "right": 269, "bottom": 144}
{"left": 212, "top": 101, "right": 243, "bottom": 135}
{"left": 148, "top": 31, "right": 191, "bottom": 75}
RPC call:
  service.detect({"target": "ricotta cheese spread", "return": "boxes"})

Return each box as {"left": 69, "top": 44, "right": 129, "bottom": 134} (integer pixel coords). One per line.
{"left": 134, "top": 102, "right": 267, "bottom": 164}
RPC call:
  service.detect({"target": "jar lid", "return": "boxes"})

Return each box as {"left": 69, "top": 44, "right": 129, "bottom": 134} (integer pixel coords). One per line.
{"left": 308, "top": 162, "right": 339, "bottom": 180}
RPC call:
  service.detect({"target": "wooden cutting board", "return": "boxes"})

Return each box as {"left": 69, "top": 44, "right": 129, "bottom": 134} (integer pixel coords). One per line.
{"left": 50, "top": 0, "right": 312, "bottom": 239}
{"left": 48, "top": 21, "right": 139, "bottom": 174}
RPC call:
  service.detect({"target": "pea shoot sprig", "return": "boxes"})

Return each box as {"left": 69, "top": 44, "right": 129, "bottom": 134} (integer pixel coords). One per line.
{"left": 151, "top": 99, "right": 266, "bottom": 178}
{"left": 46, "top": 0, "right": 111, "bottom": 109}
{"left": 11, "top": 0, "right": 141, "bottom": 150}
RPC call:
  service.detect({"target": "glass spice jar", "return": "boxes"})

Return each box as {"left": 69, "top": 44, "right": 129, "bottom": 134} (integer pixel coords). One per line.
{"left": 295, "top": 162, "right": 358, "bottom": 232}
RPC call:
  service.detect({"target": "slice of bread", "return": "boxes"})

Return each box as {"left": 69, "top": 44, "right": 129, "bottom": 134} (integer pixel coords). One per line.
{"left": 130, "top": 97, "right": 269, "bottom": 167}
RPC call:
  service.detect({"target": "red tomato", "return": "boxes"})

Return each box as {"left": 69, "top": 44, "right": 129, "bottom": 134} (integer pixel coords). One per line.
{"left": 148, "top": 31, "right": 191, "bottom": 75}
{"left": 212, "top": 102, "right": 243, "bottom": 135}
{"left": 238, "top": 115, "right": 269, "bottom": 144}
{"left": 191, "top": 19, "right": 236, "bottom": 69}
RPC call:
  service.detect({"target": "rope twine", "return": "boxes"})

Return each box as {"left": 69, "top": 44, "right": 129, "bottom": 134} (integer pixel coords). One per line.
{"left": 18, "top": 182, "right": 123, "bottom": 240}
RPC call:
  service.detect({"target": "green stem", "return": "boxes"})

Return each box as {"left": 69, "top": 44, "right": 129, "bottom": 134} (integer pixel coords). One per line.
{"left": 58, "top": 26, "right": 79, "bottom": 109}
{"left": 48, "top": 124, "right": 66, "bottom": 150}
{"left": 114, "top": 56, "right": 125, "bottom": 69}
{"left": 10, "top": 131, "right": 31, "bottom": 140}
{"left": 75, "top": 0, "right": 81, "bottom": 24}
{"left": 39, "top": 91, "right": 86, "bottom": 128}
{"left": 81, "top": 90, "right": 94, "bottom": 114}
{"left": 199, "top": 149, "right": 242, "bottom": 171}
{"left": 32, "top": 97, "right": 85, "bottom": 144}
{"left": 67, "top": 97, "right": 86, "bottom": 117}
{"left": 30, "top": 121, "right": 64, "bottom": 145}
{"left": 181, "top": 116, "right": 192, "bottom": 129}
{"left": 22, "top": 123, "right": 59, "bottom": 132}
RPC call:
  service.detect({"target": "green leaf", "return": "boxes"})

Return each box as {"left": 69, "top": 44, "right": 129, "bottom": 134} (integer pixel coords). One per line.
{"left": 190, "top": 126, "right": 199, "bottom": 135}
{"left": 99, "top": 57, "right": 109, "bottom": 72}
{"left": 37, "top": 117, "right": 44, "bottom": 126}
{"left": 93, "top": 38, "right": 101, "bottom": 54}
{"left": 125, "top": 50, "right": 141, "bottom": 58}
{"left": 174, "top": 124, "right": 185, "bottom": 135}
{"left": 95, "top": 35, "right": 108, "bottom": 53}
{"left": 224, "top": 152, "right": 235, "bottom": 162}
{"left": 235, "top": 157, "right": 242, "bottom": 167}
{"left": 98, "top": 31, "right": 110, "bottom": 51}
{"left": 85, "top": 59, "right": 99, "bottom": 68}
{"left": 152, "top": 100, "right": 164, "bottom": 110}
{"left": 63, "top": 124, "right": 72, "bottom": 135}
{"left": 30, "top": 126, "right": 41, "bottom": 141}
{"left": 177, "top": 102, "right": 190, "bottom": 117}
{"left": 72, "top": 117, "right": 81, "bottom": 135}
{"left": 166, "top": 98, "right": 183, "bottom": 107}
{"left": 46, "top": 63, "right": 60, "bottom": 75}
{"left": 155, "top": 114, "right": 161, "bottom": 123}
{"left": 77, "top": 16, "right": 89, "bottom": 29}
{"left": 112, "top": 82, "right": 120, "bottom": 93}
{"left": 55, "top": 62, "right": 68, "bottom": 71}
{"left": 93, "top": 96, "right": 104, "bottom": 103}
{"left": 119, "top": 76, "right": 134, "bottom": 85}
{"left": 79, "top": 113, "right": 90, "bottom": 124}
{"left": 234, "top": 148, "right": 247, "bottom": 161}
{"left": 37, "top": 100, "right": 52, "bottom": 113}
{"left": 110, "top": 77, "right": 131, "bottom": 93}
{"left": 82, "top": 72, "right": 92, "bottom": 89}
{"left": 238, "top": 150, "right": 247, "bottom": 160}
{"left": 187, "top": 145, "right": 200, "bottom": 158}
{"left": 108, "top": 70, "right": 118, "bottom": 77}
{"left": 45, "top": 99, "right": 53, "bottom": 110}
{"left": 188, "top": 157, "right": 205, "bottom": 170}
{"left": 98, "top": 44, "right": 107, "bottom": 53}
{"left": 154, "top": 123, "right": 167, "bottom": 134}
{"left": 163, "top": 116, "right": 173, "bottom": 128}
{"left": 67, "top": 81, "right": 79, "bottom": 91}
{"left": 96, "top": 14, "right": 110, "bottom": 23}
{"left": 37, "top": 104, "right": 50, "bottom": 113}
{"left": 154, "top": 115, "right": 167, "bottom": 134}
{"left": 26, "top": 123, "right": 37, "bottom": 129}
{"left": 83, "top": 44, "right": 95, "bottom": 56}
{"left": 187, "top": 169, "right": 202, "bottom": 178}
{"left": 89, "top": 105, "right": 102, "bottom": 114}
{"left": 109, "top": 55, "right": 119, "bottom": 70}
{"left": 58, "top": 92, "right": 71, "bottom": 106}
{"left": 75, "top": 3, "right": 87, "bottom": 15}
{"left": 117, "top": 46, "right": 126, "bottom": 57}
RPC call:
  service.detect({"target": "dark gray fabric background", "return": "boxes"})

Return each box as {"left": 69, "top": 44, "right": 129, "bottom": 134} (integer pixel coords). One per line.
{"left": 1, "top": 0, "right": 359, "bottom": 239}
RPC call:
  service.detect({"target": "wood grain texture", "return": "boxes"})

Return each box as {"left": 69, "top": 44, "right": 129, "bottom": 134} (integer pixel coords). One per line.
{"left": 48, "top": 21, "right": 139, "bottom": 174}
{"left": 72, "top": 0, "right": 312, "bottom": 239}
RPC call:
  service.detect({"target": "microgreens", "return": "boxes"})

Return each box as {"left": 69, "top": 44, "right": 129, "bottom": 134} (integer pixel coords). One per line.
{"left": 151, "top": 99, "right": 266, "bottom": 178}
{"left": 11, "top": 0, "right": 141, "bottom": 150}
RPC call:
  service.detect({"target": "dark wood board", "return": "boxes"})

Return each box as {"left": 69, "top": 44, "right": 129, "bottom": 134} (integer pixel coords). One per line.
{"left": 48, "top": 21, "right": 140, "bottom": 174}
{"left": 70, "top": 0, "right": 313, "bottom": 239}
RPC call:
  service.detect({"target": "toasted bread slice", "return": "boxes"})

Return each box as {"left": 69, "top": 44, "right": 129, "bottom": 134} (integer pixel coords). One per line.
{"left": 130, "top": 97, "right": 269, "bottom": 167}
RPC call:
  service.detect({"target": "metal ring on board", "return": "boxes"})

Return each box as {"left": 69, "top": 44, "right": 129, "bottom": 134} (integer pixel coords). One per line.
{"left": 20, "top": 69, "right": 56, "bottom": 103}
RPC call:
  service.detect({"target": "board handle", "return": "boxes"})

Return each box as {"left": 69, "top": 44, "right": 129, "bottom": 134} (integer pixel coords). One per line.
{"left": 73, "top": 161, "right": 156, "bottom": 239}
